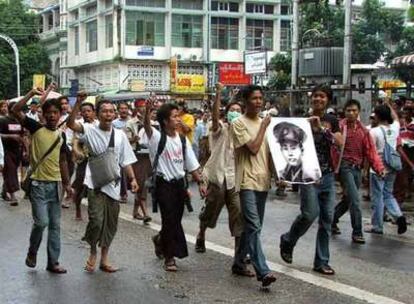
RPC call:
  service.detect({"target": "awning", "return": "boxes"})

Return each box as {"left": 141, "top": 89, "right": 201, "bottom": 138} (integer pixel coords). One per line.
{"left": 391, "top": 53, "right": 414, "bottom": 66}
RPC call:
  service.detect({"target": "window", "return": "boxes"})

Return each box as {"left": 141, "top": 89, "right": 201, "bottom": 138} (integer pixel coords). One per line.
{"left": 280, "top": 4, "right": 291, "bottom": 15}
{"left": 85, "top": 5, "right": 97, "bottom": 17}
{"left": 246, "top": 19, "right": 273, "bottom": 50}
{"left": 48, "top": 14, "right": 53, "bottom": 30}
{"left": 126, "top": 12, "right": 165, "bottom": 46}
{"left": 172, "top": 0, "right": 203, "bottom": 9}
{"left": 280, "top": 20, "right": 291, "bottom": 52}
{"left": 105, "top": 15, "right": 113, "bottom": 48}
{"left": 211, "top": 1, "right": 239, "bottom": 12}
{"left": 125, "top": 0, "right": 165, "bottom": 7}
{"left": 86, "top": 20, "right": 98, "bottom": 52}
{"left": 74, "top": 26, "right": 79, "bottom": 55}
{"left": 246, "top": 3, "right": 273, "bottom": 14}
{"left": 211, "top": 17, "right": 239, "bottom": 50}
{"left": 105, "top": 0, "right": 112, "bottom": 8}
{"left": 172, "top": 15, "right": 203, "bottom": 48}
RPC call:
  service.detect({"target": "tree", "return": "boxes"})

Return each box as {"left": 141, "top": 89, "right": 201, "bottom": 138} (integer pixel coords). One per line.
{"left": 267, "top": 53, "right": 291, "bottom": 91}
{"left": 299, "top": 0, "right": 405, "bottom": 64}
{"left": 389, "top": 27, "right": 414, "bottom": 93}
{"left": 0, "top": 0, "right": 51, "bottom": 99}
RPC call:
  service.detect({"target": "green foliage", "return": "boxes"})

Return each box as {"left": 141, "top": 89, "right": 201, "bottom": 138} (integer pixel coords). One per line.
{"left": 268, "top": 53, "right": 292, "bottom": 90}
{"left": 390, "top": 27, "right": 414, "bottom": 86}
{"left": 408, "top": 6, "right": 414, "bottom": 22}
{"left": 300, "top": 0, "right": 404, "bottom": 64}
{"left": 0, "top": 0, "right": 51, "bottom": 99}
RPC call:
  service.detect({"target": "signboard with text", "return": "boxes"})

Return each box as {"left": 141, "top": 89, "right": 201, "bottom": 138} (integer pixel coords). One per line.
{"left": 219, "top": 63, "right": 251, "bottom": 86}
{"left": 33, "top": 74, "right": 46, "bottom": 90}
{"left": 172, "top": 74, "right": 205, "bottom": 94}
{"left": 137, "top": 46, "right": 154, "bottom": 57}
{"left": 244, "top": 51, "right": 267, "bottom": 75}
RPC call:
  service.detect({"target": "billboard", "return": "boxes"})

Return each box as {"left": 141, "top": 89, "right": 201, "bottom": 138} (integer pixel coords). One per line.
{"left": 244, "top": 51, "right": 267, "bottom": 75}
{"left": 218, "top": 63, "right": 251, "bottom": 86}
{"left": 172, "top": 74, "right": 205, "bottom": 94}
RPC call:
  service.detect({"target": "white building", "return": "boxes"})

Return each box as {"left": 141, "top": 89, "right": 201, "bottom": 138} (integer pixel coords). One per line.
{"left": 61, "top": 0, "right": 292, "bottom": 99}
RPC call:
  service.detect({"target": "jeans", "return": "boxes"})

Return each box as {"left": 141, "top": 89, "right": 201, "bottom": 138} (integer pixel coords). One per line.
{"left": 29, "top": 180, "right": 61, "bottom": 267}
{"left": 235, "top": 190, "right": 270, "bottom": 279}
{"left": 333, "top": 164, "right": 363, "bottom": 236}
{"left": 282, "top": 173, "right": 335, "bottom": 268}
{"left": 370, "top": 172, "right": 403, "bottom": 232}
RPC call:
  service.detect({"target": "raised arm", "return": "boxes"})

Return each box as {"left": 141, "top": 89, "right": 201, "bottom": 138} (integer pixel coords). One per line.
{"left": 39, "top": 82, "right": 56, "bottom": 107}
{"left": 144, "top": 99, "right": 153, "bottom": 139}
{"left": 245, "top": 115, "right": 271, "bottom": 155}
{"left": 12, "top": 88, "right": 43, "bottom": 123}
{"left": 212, "top": 83, "right": 224, "bottom": 133}
{"left": 67, "top": 92, "right": 87, "bottom": 133}
{"left": 385, "top": 98, "right": 399, "bottom": 122}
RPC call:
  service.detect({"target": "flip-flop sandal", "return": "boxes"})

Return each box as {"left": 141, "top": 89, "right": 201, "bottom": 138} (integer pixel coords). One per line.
{"left": 84, "top": 259, "right": 96, "bottom": 273}
{"left": 163, "top": 261, "right": 177, "bottom": 272}
{"left": 99, "top": 264, "right": 118, "bottom": 273}
{"left": 133, "top": 214, "right": 144, "bottom": 220}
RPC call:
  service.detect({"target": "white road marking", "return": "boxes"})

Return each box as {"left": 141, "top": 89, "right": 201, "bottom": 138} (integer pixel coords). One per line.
{"left": 117, "top": 210, "right": 405, "bottom": 304}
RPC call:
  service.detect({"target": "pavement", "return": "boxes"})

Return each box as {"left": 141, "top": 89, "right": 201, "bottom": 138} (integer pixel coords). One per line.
{"left": 0, "top": 183, "right": 413, "bottom": 304}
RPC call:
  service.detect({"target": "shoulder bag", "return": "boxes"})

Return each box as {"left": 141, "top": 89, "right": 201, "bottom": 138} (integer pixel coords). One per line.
{"left": 380, "top": 127, "right": 402, "bottom": 171}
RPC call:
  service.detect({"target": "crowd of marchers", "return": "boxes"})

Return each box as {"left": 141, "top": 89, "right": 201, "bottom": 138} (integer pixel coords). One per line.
{"left": 0, "top": 82, "right": 412, "bottom": 288}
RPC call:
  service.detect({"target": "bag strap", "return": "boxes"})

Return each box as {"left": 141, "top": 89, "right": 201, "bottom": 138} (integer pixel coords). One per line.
{"left": 108, "top": 128, "right": 115, "bottom": 148}
{"left": 29, "top": 132, "right": 61, "bottom": 177}
{"left": 152, "top": 130, "right": 167, "bottom": 175}
{"left": 380, "top": 127, "right": 388, "bottom": 144}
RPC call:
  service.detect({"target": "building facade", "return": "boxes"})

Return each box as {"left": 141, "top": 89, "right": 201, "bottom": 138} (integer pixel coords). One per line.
{"left": 60, "top": 0, "right": 292, "bottom": 99}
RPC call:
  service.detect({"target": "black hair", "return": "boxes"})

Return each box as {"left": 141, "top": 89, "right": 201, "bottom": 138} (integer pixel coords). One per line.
{"left": 96, "top": 99, "right": 114, "bottom": 114}
{"left": 42, "top": 98, "right": 62, "bottom": 113}
{"left": 57, "top": 96, "right": 69, "bottom": 104}
{"left": 374, "top": 105, "right": 393, "bottom": 124}
{"left": 311, "top": 84, "right": 333, "bottom": 101}
{"left": 117, "top": 101, "right": 130, "bottom": 110}
{"left": 241, "top": 85, "right": 263, "bottom": 104}
{"left": 157, "top": 103, "right": 179, "bottom": 130}
{"left": 273, "top": 122, "right": 306, "bottom": 150}
{"left": 225, "top": 101, "right": 244, "bottom": 114}
{"left": 344, "top": 99, "right": 361, "bottom": 111}
{"left": 81, "top": 102, "right": 95, "bottom": 111}
{"left": 177, "top": 100, "right": 188, "bottom": 113}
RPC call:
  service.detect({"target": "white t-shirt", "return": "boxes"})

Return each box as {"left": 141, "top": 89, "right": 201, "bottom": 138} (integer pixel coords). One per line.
{"left": 82, "top": 123, "right": 137, "bottom": 201}
{"left": 370, "top": 121, "right": 400, "bottom": 173}
{"left": 141, "top": 127, "right": 199, "bottom": 181}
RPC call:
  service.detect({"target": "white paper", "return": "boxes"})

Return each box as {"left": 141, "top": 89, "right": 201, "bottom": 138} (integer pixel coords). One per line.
{"left": 267, "top": 118, "right": 321, "bottom": 184}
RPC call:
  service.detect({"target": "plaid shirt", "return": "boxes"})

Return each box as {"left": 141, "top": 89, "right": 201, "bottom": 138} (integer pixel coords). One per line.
{"left": 339, "top": 119, "right": 384, "bottom": 173}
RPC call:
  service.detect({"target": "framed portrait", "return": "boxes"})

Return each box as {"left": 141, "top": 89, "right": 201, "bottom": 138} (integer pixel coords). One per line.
{"left": 267, "top": 118, "right": 321, "bottom": 184}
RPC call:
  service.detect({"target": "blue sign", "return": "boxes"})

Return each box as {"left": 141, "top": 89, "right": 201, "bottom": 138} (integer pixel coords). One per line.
{"left": 137, "top": 46, "right": 154, "bottom": 57}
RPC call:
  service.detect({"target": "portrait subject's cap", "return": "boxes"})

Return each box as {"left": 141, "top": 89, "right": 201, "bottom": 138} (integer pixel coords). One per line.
{"left": 273, "top": 122, "right": 306, "bottom": 145}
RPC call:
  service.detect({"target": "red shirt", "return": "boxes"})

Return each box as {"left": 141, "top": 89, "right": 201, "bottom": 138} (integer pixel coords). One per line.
{"left": 342, "top": 123, "right": 366, "bottom": 166}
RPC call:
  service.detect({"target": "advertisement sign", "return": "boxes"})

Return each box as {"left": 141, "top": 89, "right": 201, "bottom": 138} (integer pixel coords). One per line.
{"left": 172, "top": 74, "right": 205, "bottom": 94}
{"left": 219, "top": 63, "right": 251, "bottom": 86}
{"left": 130, "top": 80, "right": 146, "bottom": 92}
{"left": 137, "top": 46, "right": 154, "bottom": 57}
{"left": 244, "top": 51, "right": 267, "bottom": 75}
{"left": 33, "top": 74, "right": 46, "bottom": 90}
{"left": 170, "top": 56, "right": 178, "bottom": 91}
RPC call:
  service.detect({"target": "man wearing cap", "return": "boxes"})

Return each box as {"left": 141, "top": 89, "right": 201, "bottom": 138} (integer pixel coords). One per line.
{"left": 125, "top": 99, "right": 152, "bottom": 222}
{"left": 26, "top": 100, "right": 40, "bottom": 122}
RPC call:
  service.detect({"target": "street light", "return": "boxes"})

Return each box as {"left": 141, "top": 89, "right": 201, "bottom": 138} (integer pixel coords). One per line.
{"left": 0, "top": 34, "right": 20, "bottom": 97}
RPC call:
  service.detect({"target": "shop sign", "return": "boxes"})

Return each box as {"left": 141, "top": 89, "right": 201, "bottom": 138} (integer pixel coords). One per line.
{"left": 172, "top": 74, "right": 205, "bottom": 94}
{"left": 219, "top": 63, "right": 251, "bottom": 86}
{"left": 244, "top": 51, "right": 267, "bottom": 75}
{"left": 137, "top": 46, "right": 154, "bottom": 57}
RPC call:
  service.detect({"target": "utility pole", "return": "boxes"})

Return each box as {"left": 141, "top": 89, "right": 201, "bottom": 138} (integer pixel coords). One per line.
{"left": 343, "top": 0, "right": 352, "bottom": 101}
{"left": 0, "top": 34, "right": 20, "bottom": 97}
{"left": 291, "top": 0, "right": 299, "bottom": 89}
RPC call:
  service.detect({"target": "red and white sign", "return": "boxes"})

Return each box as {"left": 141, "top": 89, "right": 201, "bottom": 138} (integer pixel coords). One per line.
{"left": 218, "top": 63, "right": 251, "bottom": 86}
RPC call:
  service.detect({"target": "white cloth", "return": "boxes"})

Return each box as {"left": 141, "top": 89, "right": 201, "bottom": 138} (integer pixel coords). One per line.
{"left": 141, "top": 127, "right": 199, "bottom": 181}
{"left": 0, "top": 138, "right": 4, "bottom": 166}
{"left": 26, "top": 111, "right": 39, "bottom": 122}
{"left": 370, "top": 121, "right": 400, "bottom": 173}
{"left": 82, "top": 124, "right": 137, "bottom": 201}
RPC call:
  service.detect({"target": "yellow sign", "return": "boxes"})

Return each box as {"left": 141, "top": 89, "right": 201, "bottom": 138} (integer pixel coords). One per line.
{"left": 172, "top": 74, "right": 205, "bottom": 94}
{"left": 130, "top": 80, "right": 146, "bottom": 92}
{"left": 170, "top": 56, "right": 178, "bottom": 91}
{"left": 377, "top": 80, "right": 405, "bottom": 89}
{"left": 33, "top": 74, "right": 46, "bottom": 90}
